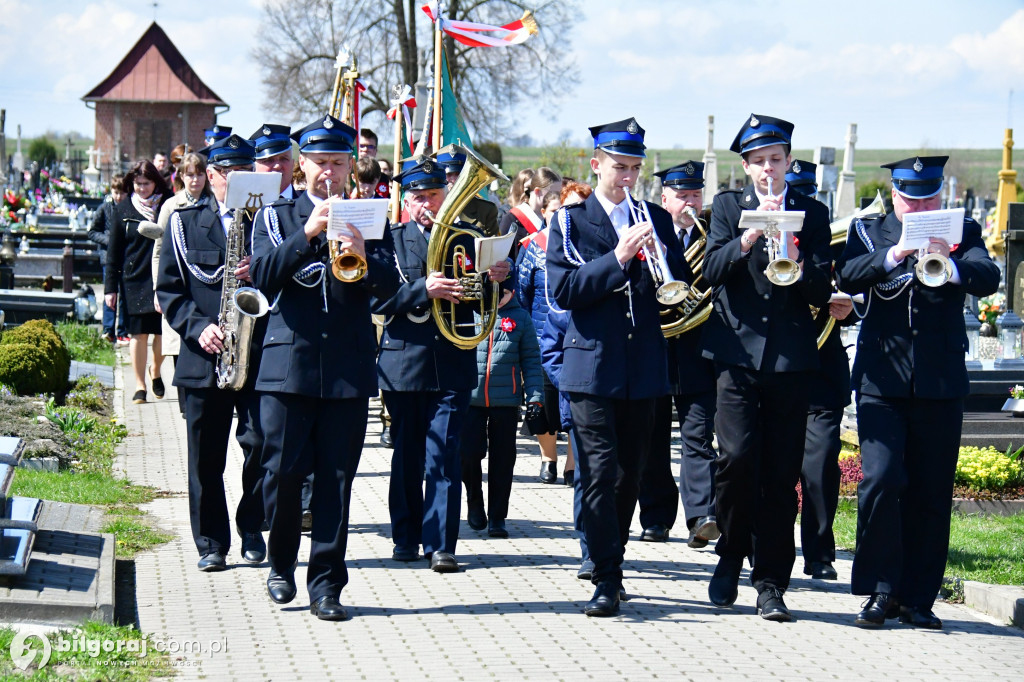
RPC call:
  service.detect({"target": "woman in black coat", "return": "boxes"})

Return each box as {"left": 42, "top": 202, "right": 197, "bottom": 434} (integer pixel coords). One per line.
{"left": 104, "top": 160, "right": 170, "bottom": 403}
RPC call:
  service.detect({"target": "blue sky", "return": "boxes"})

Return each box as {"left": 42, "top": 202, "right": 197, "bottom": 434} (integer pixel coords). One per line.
{"left": 1, "top": 0, "right": 1022, "bottom": 150}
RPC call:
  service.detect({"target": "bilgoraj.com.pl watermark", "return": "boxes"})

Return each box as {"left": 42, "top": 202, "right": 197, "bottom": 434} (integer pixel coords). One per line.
{"left": 8, "top": 629, "right": 227, "bottom": 670}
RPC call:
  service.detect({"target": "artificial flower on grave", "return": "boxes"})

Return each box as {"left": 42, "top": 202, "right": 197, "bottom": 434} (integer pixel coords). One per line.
{"left": 978, "top": 292, "right": 1006, "bottom": 326}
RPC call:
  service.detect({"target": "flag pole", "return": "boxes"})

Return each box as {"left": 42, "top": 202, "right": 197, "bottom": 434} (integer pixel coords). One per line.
{"left": 432, "top": 2, "right": 443, "bottom": 152}
{"left": 391, "top": 91, "right": 403, "bottom": 222}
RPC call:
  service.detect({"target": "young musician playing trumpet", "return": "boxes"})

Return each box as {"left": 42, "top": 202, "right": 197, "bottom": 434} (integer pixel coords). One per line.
{"left": 700, "top": 115, "right": 832, "bottom": 622}
{"left": 546, "top": 117, "right": 691, "bottom": 617}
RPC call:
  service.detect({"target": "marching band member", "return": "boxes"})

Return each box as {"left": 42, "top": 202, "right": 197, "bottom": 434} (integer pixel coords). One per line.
{"left": 372, "top": 157, "right": 511, "bottom": 573}
{"left": 836, "top": 156, "right": 998, "bottom": 629}
{"left": 546, "top": 117, "right": 691, "bottom": 616}
{"left": 250, "top": 114, "right": 400, "bottom": 620}
{"left": 437, "top": 148, "right": 500, "bottom": 235}
{"left": 701, "top": 115, "right": 832, "bottom": 621}
{"left": 204, "top": 125, "right": 231, "bottom": 147}
{"left": 785, "top": 159, "right": 852, "bottom": 583}
{"left": 155, "top": 134, "right": 266, "bottom": 572}
{"left": 249, "top": 123, "right": 296, "bottom": 200}
{"left": 637, "top": 161, "right": 719, "bottom": 548}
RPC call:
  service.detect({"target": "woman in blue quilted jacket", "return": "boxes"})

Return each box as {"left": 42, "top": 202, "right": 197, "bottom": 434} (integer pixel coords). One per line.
{"left": 459, "top": 288, "right": 545, "bottom": 538}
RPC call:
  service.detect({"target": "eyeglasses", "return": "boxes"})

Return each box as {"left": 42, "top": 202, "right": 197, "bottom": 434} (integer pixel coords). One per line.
{"left": 358, "top": 143, "right": 377, "bottom": 151}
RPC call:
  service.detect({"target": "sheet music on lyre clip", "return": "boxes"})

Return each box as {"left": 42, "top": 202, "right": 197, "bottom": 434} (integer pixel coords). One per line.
{"left": 474, "top": 231, "right": 516, "bottom": 270}
{"left": 327, "top": 198, "right": 389, "bottom": 241}
{"left": 225, "top": 171, "right": 282, "bottom": 212}
{"left": 895, "top": 208, "right": 965, "bottom": 252}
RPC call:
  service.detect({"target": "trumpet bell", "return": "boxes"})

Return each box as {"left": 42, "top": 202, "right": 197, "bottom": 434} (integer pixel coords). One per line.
{"left": 657, "top": 280, "right": 691, "bottom": 306}
{"left": 332, "top": 250, "right": 368, "bottom": 282}
{"left": 765, "top": 258, "right": 800, "bottom": 286}
{"left": 915, "top": 253, "right": 952, "bottom": 287}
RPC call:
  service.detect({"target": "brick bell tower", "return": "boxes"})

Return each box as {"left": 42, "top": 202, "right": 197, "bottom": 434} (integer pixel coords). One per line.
{"left": 82, "top": 22, "right": 228, "bottom": 179}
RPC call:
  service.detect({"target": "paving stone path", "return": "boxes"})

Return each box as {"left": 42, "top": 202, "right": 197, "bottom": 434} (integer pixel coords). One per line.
{"left": 112, "top": 354, "right": 1024, "bottom": 680}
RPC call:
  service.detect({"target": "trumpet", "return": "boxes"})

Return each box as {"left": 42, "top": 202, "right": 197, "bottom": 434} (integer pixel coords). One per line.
{"left": 324, "top": 178, "right": 367, "bottom": 282}
{"left": 915, "top": 247, "right": 953, "bottom": 287}
{"left": 763, "top": 177, "right": 800, "bottom": 286}
{"left": 625, "top": 191, "right": 690, "bottom": 306}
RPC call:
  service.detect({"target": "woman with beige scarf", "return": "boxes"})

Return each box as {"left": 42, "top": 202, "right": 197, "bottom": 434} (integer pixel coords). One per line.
{"left": 104, "top": 160, "right": 170, "bottom": 404}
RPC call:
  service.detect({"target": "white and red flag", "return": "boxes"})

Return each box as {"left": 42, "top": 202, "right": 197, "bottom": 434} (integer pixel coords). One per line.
{"left": 421, "top": 2, "right": 538, "bottom": 47}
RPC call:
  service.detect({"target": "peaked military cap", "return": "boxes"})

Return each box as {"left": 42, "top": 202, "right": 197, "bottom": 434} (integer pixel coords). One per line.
{"left": 785, "top": 159, "right": 817, "bottom": 196}
{"left": 291, "top": 115, "right": 356, "bottom": 154}
{"left": 589, "top": 117, "right": 647, "bottom": 158}
{"left": 393, "top": 156, "right": 447, "bottom": 191}
{"left": 249, "top": 124, "right": 293, "bottom": 160}
{"left": 730, "top": 114, "right": 794, "bottom": 155}
{"left": 654, "top": 161, "right": 705, "bottom": 189}
{"left": 436, "top": 145, "right": 468, "bottom": 174}
{"left": 881, "top": 156, "right": 948, "bottom": 199}
{"left": 204, "top": 125, "right": 232, "bottom": 146}
{"left": 200, "top": 134, "right": 256, "bottom": 168}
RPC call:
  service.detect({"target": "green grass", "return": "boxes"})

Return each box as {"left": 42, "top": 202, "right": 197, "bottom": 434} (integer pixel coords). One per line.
{"left": 10, "top": 470, "right": 156, "bottom": 506}
{"left": 101, "top": 517, "right": 173, "bottom": 559}
{"left": 832, "top": 500, "right": 1024, "bottom": 586}
{"left": 0, "top": 621, "right": 170, "bottom": 680}
{"left": 56, "top": 322, "right": 115, "bottom": 366}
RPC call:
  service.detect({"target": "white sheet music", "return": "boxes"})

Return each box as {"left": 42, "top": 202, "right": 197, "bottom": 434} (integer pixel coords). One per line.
{"left": 897, "top": 208, "right": 965, "bottom": 251}
{"left": 225, "top": 171, "right": 282, "bottom": 210}
{"left": 474, "top": 231, "right": 516, "bottom": 269}
{"left": 327, "top": 198, "right": 389, "bottom": 241}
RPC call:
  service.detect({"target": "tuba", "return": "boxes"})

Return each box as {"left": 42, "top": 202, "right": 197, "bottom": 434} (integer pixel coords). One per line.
{"left": 426, "top": 146, "right": 509, "bottom": 350}
{"left": 216, "top": 194, "right": 270, "bottom": 390}
{"left": 662, "top": 206, "right": 713, "bottom": 338}
{"left": 814, "top": 190, "right": 886, "bottom": 348}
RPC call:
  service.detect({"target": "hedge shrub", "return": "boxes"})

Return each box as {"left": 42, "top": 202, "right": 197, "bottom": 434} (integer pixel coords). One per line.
{"left": 0, "top": 319, "right": 71, "bottom": 394}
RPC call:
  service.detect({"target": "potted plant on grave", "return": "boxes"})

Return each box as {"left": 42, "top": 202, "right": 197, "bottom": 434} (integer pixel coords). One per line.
{"left": 1002, "top": 384, "right": 1024, "bottom": 417}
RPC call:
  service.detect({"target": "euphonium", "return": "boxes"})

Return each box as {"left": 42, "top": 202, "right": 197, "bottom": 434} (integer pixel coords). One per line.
{"left": 324, "top": 178, "right": 368, "bottom": 282}
{"left": 216, "top": 197, "right": 270, "bottom": 391}
{"left": 426, "top": 146, "right": 509, "bottom": 350}
{"left": 661, "top": 206, "right": 713, "bottom": 338}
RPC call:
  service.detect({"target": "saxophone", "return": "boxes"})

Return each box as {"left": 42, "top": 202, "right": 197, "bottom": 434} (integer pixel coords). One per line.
{"left": 215, "top": 196, "right": 270, "bottom": 390}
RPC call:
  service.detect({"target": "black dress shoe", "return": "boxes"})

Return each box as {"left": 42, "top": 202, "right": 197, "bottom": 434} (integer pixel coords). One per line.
{"left": 899, "top": 605, "right": 942, "bottom": 629}
{"left": 855, "top": 592, "right": 899, "bottom": 628}
{"left": 466, "top": 497, "right": 487, "bottom": 531}
{"left": 301, "top": 510, "right": 313, "bottom": 532}
{"left": 392, "top": 546, "right": 420, "bottom": 562}
{"left": 756, "top": 587, "right": 794, "bottom": 622}
{"left": 805, "top": 560, "right": 838, "bottom": 580}
{"left": 197, "top": 552, "right": 227, "bottom": 572}
{"left": 694, "top": 516, "right": 720, "bottom": 541}
{"left": 584, "top": 581, "right": 621, "bottom": 617}
{"left": 430, "top": 551, "right": 459, "bottom": 573}
{"left": 640, "top": 524, "right": 670, "bottom": 542}
{"left": 563, "top": 470, "right": 575, "bottom": 487}
{"left": 686, "top": 527, "right": 709, "bottom": 549}
{"left": 267, "top": 570, "right": 297, "bottom": 604}
{"left": 577, "top": 560, "right": 594, "bottom": 580}
{"left": 708, "top": 556, "right": 742, "bottom": 606}
{"left": 241, "top": 532, "right": 267, "bottom": 564}
{"left": 310, "top": 595, "right": 349, "bottom": 621}
{"left": 539, "top": 461, "right": 557, "bottom": 484}
{"left": 380, "top": 429, "right": 393, "bottom": 448}
{"left": 487, "top": 519, "right": 508, "bottom": 538}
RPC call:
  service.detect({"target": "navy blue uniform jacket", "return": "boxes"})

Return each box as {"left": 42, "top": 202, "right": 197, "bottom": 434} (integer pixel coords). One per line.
{"left": 545, "top": 193, "right": 692, "bottom": 400}
{"left": 700, "top": 185, "right": 833, "bottom": 372}
{"left": 250, "top": 193, "right": 401, "bottom": 399}
{"left": 156, "top": 203, "right": 267, "bottom": 389}
{"left": 835, "top": 212, "right": 998, "bottom": 400}
{"left": 370, "top": 220, "right": 478, "bottom": 392}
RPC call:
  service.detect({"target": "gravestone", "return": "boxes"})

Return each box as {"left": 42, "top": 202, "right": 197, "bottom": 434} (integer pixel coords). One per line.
{"left": 702, "top": 115, "right": 718, "bottom": 200}
{"left": 834, "top": 124, "right": 857, "bottom": 217}
{"left": 1006, "top": 202, "right": 1024, "bottom": 314}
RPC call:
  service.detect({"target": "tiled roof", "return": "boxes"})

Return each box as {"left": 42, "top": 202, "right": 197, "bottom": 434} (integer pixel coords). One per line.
{"left": 82, "top": 22, "right": 226, "bottom": 105}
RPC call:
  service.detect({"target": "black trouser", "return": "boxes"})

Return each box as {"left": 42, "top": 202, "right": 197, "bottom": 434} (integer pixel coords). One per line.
{"left": 180, "top": 386, "right": 265, "bottom": 557}
{"left": 713, "top": 364, "right": 809, "bottom": 592}
{"left": 570, "top": 393, "right": 656, "bottom": 587}
{"left": 260, "top": 392, "right": 367, "bottom": 602}
{"left": 851, "top": 394, "right": 962, "bottom": 609}
{"left": 800, "top": 408, "right": 843, "bottom": 565}
{"left": 639, "top": 391, "right": 718, "bottom": 530}
{"left": 385, "top": 389, "right": 470, "bottom": 555}
{"left": 459, "top": 405, "right": 520, "bottom": 522}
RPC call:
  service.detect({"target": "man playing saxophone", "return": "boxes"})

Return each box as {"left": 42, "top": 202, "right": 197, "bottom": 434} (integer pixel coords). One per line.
{"left": 155, "top": 134, "right": 267, "bottom": 573}
{"left": 372, "top": 157, "right": 510, "bottom": 573}
{"left": 250, "top": 115, "right": 401, "bottom": 621}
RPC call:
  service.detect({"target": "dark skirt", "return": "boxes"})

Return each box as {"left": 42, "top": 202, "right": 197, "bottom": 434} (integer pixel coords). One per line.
{"left": 126, "top": 312, "right": 162, "bottom": 336}
{"left": 525, "top": 374, "right": 563, "bottom": 436}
